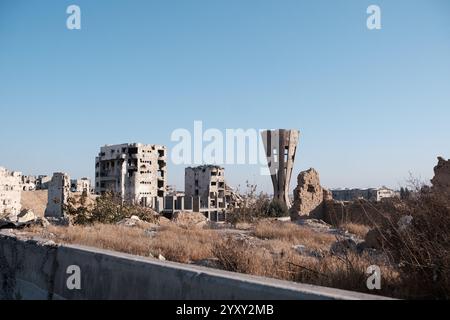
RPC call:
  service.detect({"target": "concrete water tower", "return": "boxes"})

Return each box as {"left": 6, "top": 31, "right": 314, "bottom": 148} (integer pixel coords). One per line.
{"left": 261, "top": 129, "right": 300, "bottom": 208}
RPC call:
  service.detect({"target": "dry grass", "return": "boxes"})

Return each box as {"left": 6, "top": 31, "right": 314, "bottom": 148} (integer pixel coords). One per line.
{"left": 25, "top": 216, "right": 412, "bottom": 298}
{"left": 149, "top": 224, "right": 219, "bottom": 263}
{"left": 35, "top": 224, "right": 154, "bottom": 257}
{"left": 30, "top": 222, "right": 219, "bottom": 264}
{"left": 252, "top": 220, "right": 336, "bottom": 250}
{"left": 212, "top": 236, "right": 400, "bottom": 297}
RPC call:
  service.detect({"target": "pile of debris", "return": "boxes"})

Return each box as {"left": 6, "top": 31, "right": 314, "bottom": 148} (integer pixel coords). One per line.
{"left": 172, "top": 211, "right": 207, "bottom": 228}
{"left": 0, "top": 209, "right": 48, "bottom": 229}
{"left": 116, "top": 215, "right": 159, "bottom": 229}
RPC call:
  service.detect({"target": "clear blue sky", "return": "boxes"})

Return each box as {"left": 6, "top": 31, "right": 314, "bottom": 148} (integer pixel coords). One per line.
{"left": 1, "top": 0, "right": 449, "bottom": 192}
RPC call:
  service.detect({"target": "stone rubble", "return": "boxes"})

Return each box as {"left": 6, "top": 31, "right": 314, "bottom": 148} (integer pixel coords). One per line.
{"left": 290, "top": 168, "right": 331, "bottom": 220}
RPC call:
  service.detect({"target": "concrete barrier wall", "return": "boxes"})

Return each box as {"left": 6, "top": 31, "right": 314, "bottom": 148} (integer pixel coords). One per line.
{"left": 0, "top": 232, "right": 389, "bottom": 300}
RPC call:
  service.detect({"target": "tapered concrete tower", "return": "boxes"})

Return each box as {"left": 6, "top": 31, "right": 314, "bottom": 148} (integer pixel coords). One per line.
{"left": 261, "top": 129, "right": 300, "bottom": 208}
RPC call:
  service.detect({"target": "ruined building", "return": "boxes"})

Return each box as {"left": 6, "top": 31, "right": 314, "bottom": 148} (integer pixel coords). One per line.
{"left": 0, "top": 167, "right": 22, "bottom": 216}
{"left": 184, "top": 165, "right": 227, "bottom": 220}
{"left": 21, "top": 175, "right": 36, "bottom": 191}
{"left": 431, "top": 156, "right": 450, "bottom": 195}
{"left": 45, "top": 172, "right": 70, "bottom": 218}
{"left": 71, "top": 177, "right": 91, "bottom": 193}
{"left": 290, "top": 168, "right": 331, "bottom": 220}
{"left": 185, "top": 165, "right": 226, "bottom": 207}
{"left": 331, "top": 187, "right": 398, "bottom": 202}
{"left": 36, "top": 175, "right": 51, "bottom": 190}
{"left": 261, "top": 129, "right": 300, "bottom": 208}
{"left": 95, "top": 143, "right": 167, "bottom": 206}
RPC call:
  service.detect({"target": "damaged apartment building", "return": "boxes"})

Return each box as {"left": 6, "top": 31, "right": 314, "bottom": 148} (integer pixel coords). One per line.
{"left": 0, "top": 167, "right": 22, "bottom": 216}
{"left": 71, "top": 177, "right": 91, "bottom": 193}
{"left": 95, "top": 143, "right": 167, "bottom": 206}
{"left": 184, "top": 165, "right": 228, "bottom": 221}
{"left": 162, "top": 165, "right": 239, "bottom": 222}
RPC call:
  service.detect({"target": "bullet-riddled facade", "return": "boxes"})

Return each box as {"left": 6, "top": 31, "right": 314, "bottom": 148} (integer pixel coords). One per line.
{"left": 95, "top": 143, "right": 167, "bottom": 206}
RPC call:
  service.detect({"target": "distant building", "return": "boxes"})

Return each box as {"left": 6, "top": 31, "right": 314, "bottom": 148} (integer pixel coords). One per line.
{"left": 95, "top": 143, "right": 167, "bottom": 206}
{"left": 332, "top": 187, "right": 398, "bottom": 202}
{"left": 36, "top": 175, "right": 51, "bottom": 190}
{"left": 71, "top": 177, "right": 91, "bottom": 193}
{"left": 21, "top": 175, "right": 36, "bottom": 191}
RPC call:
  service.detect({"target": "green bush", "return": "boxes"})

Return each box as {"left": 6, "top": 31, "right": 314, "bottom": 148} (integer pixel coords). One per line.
{"left": 66, "top": 191, "right": 158, "bottom": 225}
{"left": 266, "top": 199, "right": 289, "bottom": 217}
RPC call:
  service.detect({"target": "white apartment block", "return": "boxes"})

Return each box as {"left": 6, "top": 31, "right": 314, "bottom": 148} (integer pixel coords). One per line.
{"left": 95, "top": 143, "right": 167, "bottom": 206}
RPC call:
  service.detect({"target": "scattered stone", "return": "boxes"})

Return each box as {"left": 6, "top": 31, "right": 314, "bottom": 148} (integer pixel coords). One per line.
{"left": 42, "top": 240, "right": 57, "bottom": 247}
{"left": 117, "top": 215, "right": 141, "bottom": 227}
{"left": 292, "top": 244, "right": 307, "bottom": 255}
{"left": 17, "top": 209, "right": 36, "bottom": 224}
{"left": 296, "top": 218, "right": 332, "bottom": 230}
{"left": 158, "top": 254, "right": 166, "bottom": 261}
{"left": 192, "top": 258, "right": 219, "bottom": 269}
{"left": 0, "top": 209, "right": 40, "bottom": 228}
{"left": 292, "top": 244, "right": 326, "bottom": 258}
{"left": 46, "top": 216, "right": 70, "bottom": 226}
{"left": 117, "top": 216, "right": 158, "bottom": 229}
{"left": 330, "top": 238, "right": 358, "bottom": 255}
{"left": 36, "top": 217, "right": 50, "bottom": 228}
{"left": 274, "top": 216, "right": 291, "bottom": 222}
{"left": 172, "top": 211, "right": 207, "bottom": 227}
{"left": 144, "top": 229, "right": 157, "bottom": 237}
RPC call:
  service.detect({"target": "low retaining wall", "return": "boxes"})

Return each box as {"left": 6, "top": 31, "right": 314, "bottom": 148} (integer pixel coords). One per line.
{"left": 0, "top": 231, "right": 389, "bottom": 300}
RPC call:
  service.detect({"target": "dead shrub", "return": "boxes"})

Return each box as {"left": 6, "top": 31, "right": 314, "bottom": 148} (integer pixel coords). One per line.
{"left": 253, "top": 221, "right": 335, "bottom": 250}
{"left": 41, "top": 224, "right": 153, "bottom": 256}
{"left": 376, "top": 191, "right": 450, "bottom": 299}
{"left": 212, "top": 237, "right": 276, "bottom": 276}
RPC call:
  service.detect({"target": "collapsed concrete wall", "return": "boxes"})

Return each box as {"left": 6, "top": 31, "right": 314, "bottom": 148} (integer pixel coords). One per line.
{"left": 431, "top": 156, "right": 450, "bottom": 195}
{"left": 45, "top": 173, "right": 70, "bottom": 218}
{"left": 0, "top": 167, "right": 22, "bottom": 218}
{"left": 0, "top": 231, "right": 388, "bottom": 300}
{"left": 290, "top": 168, "right": 331, "bottom": 220}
